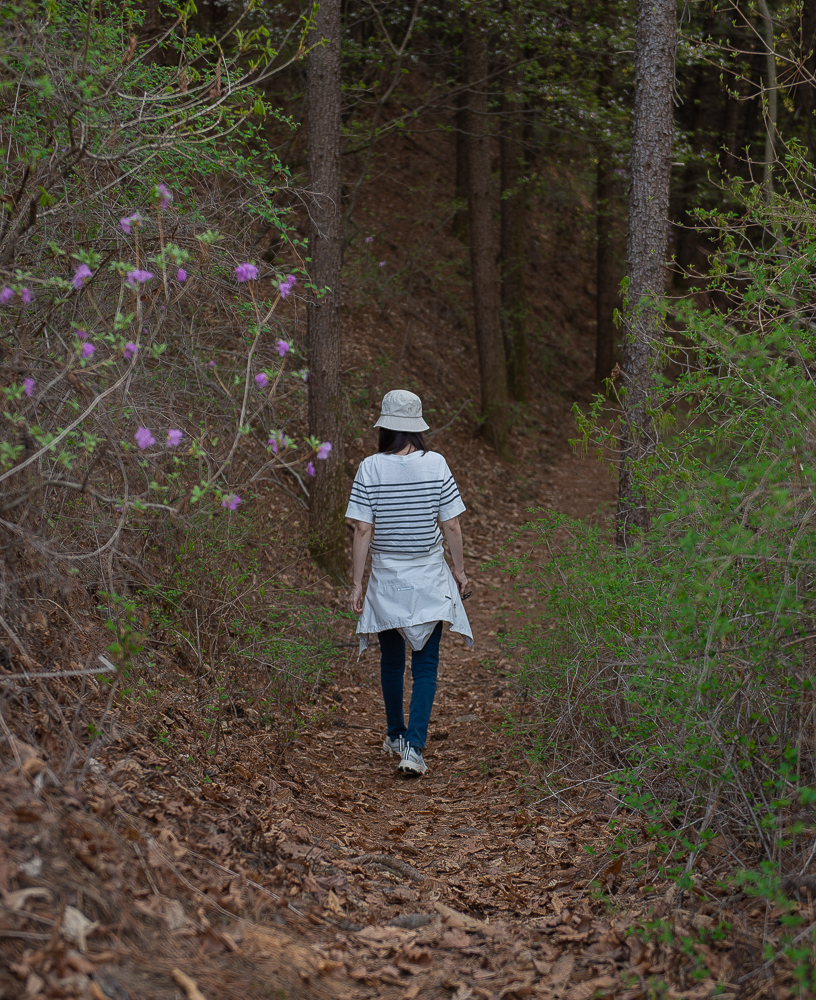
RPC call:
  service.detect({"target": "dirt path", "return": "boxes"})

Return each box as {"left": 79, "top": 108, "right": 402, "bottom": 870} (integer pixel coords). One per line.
{"left": 3, "top": 448, "right": 747, "bottom": 999}
{"left": 207, "top": 449, "right": 658, "bottom": 1000}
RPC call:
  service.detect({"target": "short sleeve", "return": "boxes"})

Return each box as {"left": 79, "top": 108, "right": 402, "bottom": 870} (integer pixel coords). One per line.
{"left": 346, "top": 463, "right": 374, "bottom": 523}
{"left": 438, "top": 459, "right": 466, "bottom": 522}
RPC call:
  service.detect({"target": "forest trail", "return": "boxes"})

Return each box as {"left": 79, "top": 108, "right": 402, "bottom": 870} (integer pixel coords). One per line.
{"left": 251, "top": 446, "right": 627, "bottom": 997}
{"left": 1, "top": 441, "right": 758, "bottom": 1000}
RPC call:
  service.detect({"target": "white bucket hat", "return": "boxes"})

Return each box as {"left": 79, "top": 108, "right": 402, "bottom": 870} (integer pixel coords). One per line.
{"left": 374, "top": 389, "right": 429, "bottom": 432}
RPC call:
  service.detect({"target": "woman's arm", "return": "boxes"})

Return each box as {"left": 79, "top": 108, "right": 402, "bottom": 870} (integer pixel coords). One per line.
{"left": 441, "top": 516, "right": 468, "bottom": 595}
{"left": 351, "top": 520, "right": 373, "bottom": 613}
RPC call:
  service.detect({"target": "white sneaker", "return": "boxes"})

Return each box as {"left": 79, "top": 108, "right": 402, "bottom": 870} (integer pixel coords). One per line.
{"left": 383, "top": 735, "right": 405, "bottom": 757}
{"left": 398, "top": 743, "right": 428, "bottom": 776}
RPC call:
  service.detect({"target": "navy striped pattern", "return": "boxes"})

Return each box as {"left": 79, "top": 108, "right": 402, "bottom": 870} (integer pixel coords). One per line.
{"left": 346, "top": 451, "right": 466, "bottom": 553}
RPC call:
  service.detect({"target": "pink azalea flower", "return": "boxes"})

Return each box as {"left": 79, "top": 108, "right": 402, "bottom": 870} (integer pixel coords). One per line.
{"left": 135, "top": 427, "right": 155, "bottom": 449}
{"left": 73, "top": 264, "right": 93, "bottom": 290}
{"left": 255, "top": 372, "right": 269, "bottom": 389}
{"left": 20, "top": 288, "right": 32, "bottom": 304}
{"left": 222, "top": 493, "right": 242, "bottom": 511}
{"left": 177, "top": 268, "right": 187, "bottom": 282}
{"left": 0, "top": 287, "right": 13, "bottom": 305}
{"left": 120, "top": 212, "right": 142, "bottom": 234}
{"left": 23, "top": 378, "right": 35, "bottom": 397}
{"left": 126, "top": 269, "right": 154, "bottom": 288}
{"left": 155, "top": 183, "right": 172, "bottom": 210}
{"left": 306, "top": 461, "right": 316, "bottom": 477}
{"left": 234, "top": 262, "right": 259, "bottom": 283}
{"left": 166, "top": 429, "right": 183, "bottom": 447}
{"left": 276, "top": 340, "right": 290, "bottom": 357}
{"left": 81, "top": 342, "right": 95, "bottom": 359}
{"left": 268, "top": 431, "right": 291, "bottom": 454}
{"left": 123, "top": 342, "right": 138, "bottom": 360}
{"left": 279, "top": 274, "right": 297, "bottom": 299}
{"left": 316, "top": 441, "right": 332, "bottom": 460}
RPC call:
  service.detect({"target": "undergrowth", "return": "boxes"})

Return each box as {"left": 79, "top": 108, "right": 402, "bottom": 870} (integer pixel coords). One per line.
{"left": 501, "top": 151, "right": 816, "bottom": 990}
{"left": 0, "top": 0, "right": 345, "bottom": 756}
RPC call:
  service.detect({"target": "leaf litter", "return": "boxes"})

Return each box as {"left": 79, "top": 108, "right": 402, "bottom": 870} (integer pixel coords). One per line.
{"left": 0, "top": 440, "right": 800, "bottom": 998}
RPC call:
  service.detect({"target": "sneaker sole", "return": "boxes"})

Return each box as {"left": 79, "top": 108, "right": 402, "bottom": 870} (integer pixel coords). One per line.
{"left": 397, "top": 762, "right": 428, "bottom": 776}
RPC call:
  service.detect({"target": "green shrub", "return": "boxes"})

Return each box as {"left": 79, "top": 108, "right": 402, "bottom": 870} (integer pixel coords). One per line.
{"left": 0, "top": 0, "right": 337, "bottom": 729}
{"left": 508, "top": 156, "right": 816, "bottom": 888}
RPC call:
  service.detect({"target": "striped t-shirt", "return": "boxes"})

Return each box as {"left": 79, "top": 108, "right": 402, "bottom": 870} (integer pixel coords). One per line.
{"left": 346, "top": 451, "right": 466, "bottom": 553}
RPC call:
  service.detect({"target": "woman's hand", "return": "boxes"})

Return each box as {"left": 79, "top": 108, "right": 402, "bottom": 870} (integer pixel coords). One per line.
{"left": 441, "top": 517, "right": 468, "bottom": 596}
{"left": 351, "top": 582, "right": 364, "bottom": 614}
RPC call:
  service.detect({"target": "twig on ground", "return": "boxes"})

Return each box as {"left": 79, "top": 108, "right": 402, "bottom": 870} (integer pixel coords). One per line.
{"left": 172, "top": 969, "right": 208, "bottom": 1000}
{"left": 349, "top": 852, "right": 425, "bottom": 882}
{"left": 0, "top": 662, "right": 116, "bottom": 683}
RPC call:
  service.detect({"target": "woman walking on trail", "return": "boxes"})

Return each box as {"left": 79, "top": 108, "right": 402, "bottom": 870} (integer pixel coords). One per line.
{"left": 347, "top": 389, "right": 473, "bottom": 777}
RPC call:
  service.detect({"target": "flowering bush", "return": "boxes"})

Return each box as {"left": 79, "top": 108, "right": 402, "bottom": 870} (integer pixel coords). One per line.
{"left": 1, "top": 180, "right": 324, "bottom": 536}
{"left": 0, "top": 1, "right": 334, "bottom": 712}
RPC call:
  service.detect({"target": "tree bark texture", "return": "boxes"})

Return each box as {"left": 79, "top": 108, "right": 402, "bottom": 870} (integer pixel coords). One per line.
{"left": 464, "top": 27, "right": 511, "bottom": 459}
{"left": 499, "top": 88, "right": 529, "bottom": 403}
{"left": 307, "top": 0, "right": 346, "bottom": 575}
{"left": 757, "top": 0, "right": 778, "bottom": 195}
{"left": 452, "top": 77, "right": 470, "bottom": 242}
{"left": 793, "top": 0, "right": 816, "bottom": 160}
{"left": 617, "top": 0, "right": 676, "bottom": 547}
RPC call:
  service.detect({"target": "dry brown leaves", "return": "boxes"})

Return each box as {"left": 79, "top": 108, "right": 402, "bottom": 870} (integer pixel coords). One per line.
{"left": 0, "top": 664, "right": 801, "bottom": 1000}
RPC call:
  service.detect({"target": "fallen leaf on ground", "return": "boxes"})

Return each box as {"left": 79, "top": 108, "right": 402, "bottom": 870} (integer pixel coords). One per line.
{"left": 61, "top": 904, "right": 99, "bottom": 951}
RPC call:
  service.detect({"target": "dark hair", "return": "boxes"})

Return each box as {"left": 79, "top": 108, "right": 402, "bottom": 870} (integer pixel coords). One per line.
{"left": 378, "top": 428, "right": 427, "bottom": 455}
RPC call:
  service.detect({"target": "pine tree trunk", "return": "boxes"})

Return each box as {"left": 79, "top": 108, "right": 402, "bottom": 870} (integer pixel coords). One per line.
{"left": 617, "top": 0, "right": 676, "bottom": 547}
{"left": 499, "top": 88, "right": 529, "bottom": 403}
{"left": 464, "top": 26, "right": 511, "bottom": 458}
{"left": 757, "top": 0, "right": 778, "bottom": 195}
{"left": 795, "top": 0, "right": 816, "bottom": 160}
{"left": 452, "top": 82, "right": 469, "bottom": 242}
{"left": 306, "top": 0, "right": 346, "bottom": 575}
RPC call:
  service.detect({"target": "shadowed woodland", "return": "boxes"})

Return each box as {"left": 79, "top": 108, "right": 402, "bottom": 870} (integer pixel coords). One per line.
{"left": 2, "top": 0, "right": 816, "bottom": 997}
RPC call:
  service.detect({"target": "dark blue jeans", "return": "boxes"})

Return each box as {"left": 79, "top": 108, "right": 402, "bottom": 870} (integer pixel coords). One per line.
{"left": 378, "top": 622, "right": 443, "bottom": 750}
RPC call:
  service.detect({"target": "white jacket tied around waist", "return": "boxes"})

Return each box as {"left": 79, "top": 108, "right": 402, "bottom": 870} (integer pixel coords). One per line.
{"left": 346, "top": 450, "right": 473, "bottom": 655}
{"left": 356, "top": 544, "right": 473, "bottom": 655}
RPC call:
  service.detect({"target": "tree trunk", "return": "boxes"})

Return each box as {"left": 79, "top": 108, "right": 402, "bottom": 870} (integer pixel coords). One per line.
{"left": 617, "top": 0, "right": 676, "bottom": 548}
{"left": 306, "top": 0, "right": 346, "bottom": 575}
{"left": 794, "top": 0, "right": 816, "bottom": 161}
{"left": 464, "top": 26, "right": 511, "bottom": 458}
{"left": 499, "top": 87, "right": 529, "bottom": 403}
{"left": 757, "top": 0, "right": 778, "bottom": 196}
{"left": 452, "top": 75, "right": 469, "bottom": 241}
